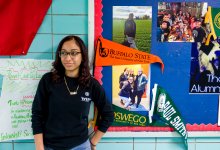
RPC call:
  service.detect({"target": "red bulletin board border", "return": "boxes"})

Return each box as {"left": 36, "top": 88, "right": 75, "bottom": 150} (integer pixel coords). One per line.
{"left": 93, "top": 0, "right": 220, "bottom": 132}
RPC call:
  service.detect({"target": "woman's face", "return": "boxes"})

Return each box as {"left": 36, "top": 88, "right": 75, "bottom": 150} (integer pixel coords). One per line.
{"left": 128, "top": 77, "right": 134, "bottom": 83}
{"left": 60, "top": 40, "right": 82, "bottom": 75}
{"left": 129, "top": 69, "right": 134, "bottom": 74}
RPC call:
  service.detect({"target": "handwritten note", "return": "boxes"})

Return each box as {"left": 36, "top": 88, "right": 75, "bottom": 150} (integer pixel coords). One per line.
{"left": 0, "top": 59, "right": 52, "bottom": 142}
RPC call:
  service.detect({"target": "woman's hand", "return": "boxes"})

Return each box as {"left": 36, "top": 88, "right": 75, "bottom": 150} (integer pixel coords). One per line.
{"left": 90, "top": 139, "right": 97, "bottom": 150}
{"left": 90, "top": 130, "right": 105, "bottom": 150}
{"left": 34, "top": 134, "right": 44, "bottom": 150}
{"left": 91, "top": 144, "right": 96, "bottom": 150}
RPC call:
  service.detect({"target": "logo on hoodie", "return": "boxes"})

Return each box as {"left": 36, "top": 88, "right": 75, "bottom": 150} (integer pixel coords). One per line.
{"left": 81, "top": 92, "right": 91, "bottom": 102}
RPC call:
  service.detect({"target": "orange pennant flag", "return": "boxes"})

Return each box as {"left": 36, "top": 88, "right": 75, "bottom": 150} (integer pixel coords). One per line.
{"left": 95, "top": 37, "right": 164, "bottom": 72}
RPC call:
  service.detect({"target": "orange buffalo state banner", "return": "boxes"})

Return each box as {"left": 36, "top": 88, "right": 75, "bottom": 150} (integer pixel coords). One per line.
{"left": 0, "top": 0, "right": 51, "bottom": 55}
{"left": 95, "top": 37, "right": 164, "bottom": 71}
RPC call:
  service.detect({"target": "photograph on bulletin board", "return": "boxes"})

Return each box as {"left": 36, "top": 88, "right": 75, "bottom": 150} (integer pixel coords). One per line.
{"left": 157, "top": 2, "right": 208, "bottom": 42}
{"left": 112, "top": 6, "right": 152, "bottom": 52}
{"left": 189, "top": 5, "right": 220, "bottom": 94}
{"left": 190, "top": 39, "right": 220, "bottom": 93}
{"left": 112, "top": 64, "right": 150, "bottom": 112}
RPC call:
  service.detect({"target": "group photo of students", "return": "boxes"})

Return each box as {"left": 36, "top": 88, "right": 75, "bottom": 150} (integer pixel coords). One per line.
{"left": 157, "top": 2, "right": 208, "bottom": 42}
{"left": 112, "top": 65, "right": 150, "bottom": 111}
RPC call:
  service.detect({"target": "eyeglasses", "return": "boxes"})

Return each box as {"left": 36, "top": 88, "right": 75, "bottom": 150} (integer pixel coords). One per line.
{"left": 59, "top": 51, "right": 81, "bottom": 58}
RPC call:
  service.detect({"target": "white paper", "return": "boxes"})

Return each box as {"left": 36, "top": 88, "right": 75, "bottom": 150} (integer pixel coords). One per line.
{"left": 0, "top": 59, "right": 52, "bottom": 142}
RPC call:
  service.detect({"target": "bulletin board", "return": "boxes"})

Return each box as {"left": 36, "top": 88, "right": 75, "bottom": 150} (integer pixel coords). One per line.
{"left": 92, "top": 0, "right": 220, "bottom": 136}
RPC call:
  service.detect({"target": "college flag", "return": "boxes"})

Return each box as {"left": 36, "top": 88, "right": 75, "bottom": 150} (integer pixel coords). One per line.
{"left": 0, "top": 0, "right": 52, "bottom": 55}
{"left": 95, "top": 37, "right": 164, "bottom": 72}
{"left": 205, "top": 6, "right": 220, "bottom": 45}
{"left": 112, "top": 105, "right": 148, "bottom": 126}
{"left": 149, "top": 84, "right": 188, "bottom": 149}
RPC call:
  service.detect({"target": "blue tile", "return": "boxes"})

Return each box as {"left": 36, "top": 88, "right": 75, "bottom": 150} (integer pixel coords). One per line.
{"left": 53, "top": 35, "right": 88, "bottom": 53}
{"left": 156, "top": 142, "right": 186, "bottom": 150}
{"left": 188, "top": 142, "right": 196, "bottom": 150}
{"left": 157, "top": 137, "right": 183, "bottom": 143}
{"left": 47, "top": 5, "right": 52, "bottom": 14}
{"left": 14, "top": 143, "right": 35, "bottom": 150}
{"left": 28, "top": 34, "right": 52, "bottom": 53}
{"left": 11, "top": 53, "right": 53, "bottom": 60}
{"left": 134, "top": 143, "right": 155, "bottom": 150}
{"left": 0, "top": 143, "right": 13, "bottom": 150}
{"left": 196, "top": 143, "right": 220, "bottom": 150}
{"left": 134, "top": 137, "right": 155, "bottom": 142}
{"left": 52, "top": 0, "right": 88, "bottom": 14}
{"left": 0, "top": 74, "right": 3, "bottom": 97}
{"left": 0, "top": 74, "right": 3, "bottom": 85}
{"left": 14, "top": 139, "right": 34, "bottom": 143}
{"left": 188, "top": 137, "right": 196, "bottom": 143}
{"left": 88, "top": 103, "right": 95, "bottom": 121}
{"left": 0, "top": 56, "right": 10, "bottom": 58}
{"left": 100, "top": 137, "right": 133, "bottom": 143}
{"left": 53, "top": 52, "right": 56, "bottom": 60}
{"left": 0, "top": 140, "right": 13, "bottom": 142}
{"left": 53, "top": 16, "right": 88, "bottom": 34}
{"left": 97, "top": 143, "right": 133, "bottom": 150}
{"left": 38, "top": 15, "right": 52, "bottom": 33}
{"left": 196, "top": 137, "right": 220, "bottom": 142}
{"left": 53, "top": 34, "right": 67, "bottom": 53}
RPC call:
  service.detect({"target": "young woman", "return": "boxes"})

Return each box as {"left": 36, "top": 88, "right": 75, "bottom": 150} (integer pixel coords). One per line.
{"left": 118, "top": 76, "right": 134, "bottom": 110}
{"left": 32, "top": 35, "right": 114, "bottom": 150}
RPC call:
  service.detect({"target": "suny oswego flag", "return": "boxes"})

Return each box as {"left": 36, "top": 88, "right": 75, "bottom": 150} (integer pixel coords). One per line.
{"left": 149, "top": 84, "right": 188, "bottom": 149}
{"left": 112, "top": 105, "right": 148, "bottom": 126}
{"left": 95, "top": 37, "right": 164, "bottom": 71}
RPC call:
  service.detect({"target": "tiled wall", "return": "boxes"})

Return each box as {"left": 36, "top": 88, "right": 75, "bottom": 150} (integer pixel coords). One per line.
{"left": 1, "top": 0, "right": 220, "bottom": 150}
{"left": 1, "top": 137, "right": 220, "bottom": 150}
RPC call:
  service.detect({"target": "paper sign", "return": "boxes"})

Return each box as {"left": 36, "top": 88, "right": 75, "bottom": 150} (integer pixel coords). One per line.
{"left": 0, "top": 59, "right": 52, "bottom": 141}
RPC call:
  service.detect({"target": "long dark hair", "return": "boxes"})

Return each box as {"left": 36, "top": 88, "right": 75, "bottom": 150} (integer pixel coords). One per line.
{"left": 51, "top": 35, "right": 91, "bottom": 87}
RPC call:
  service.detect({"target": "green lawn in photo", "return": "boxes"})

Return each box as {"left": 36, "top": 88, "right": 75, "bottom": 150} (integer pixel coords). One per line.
{"left": 113, "top": 19, "right": 152, "bottom": 53}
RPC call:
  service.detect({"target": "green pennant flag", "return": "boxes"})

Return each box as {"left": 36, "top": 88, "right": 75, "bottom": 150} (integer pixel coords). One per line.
{"left": 112, "top": 104, "right": 149, "bottom": 126}
{"left": 205, "top": 6, "right": 220, "bottom": 45}
{"left": 149, "top": 84, "right": 188, "bottom": 149}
